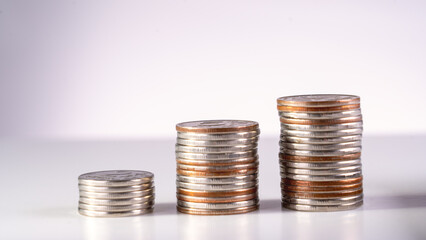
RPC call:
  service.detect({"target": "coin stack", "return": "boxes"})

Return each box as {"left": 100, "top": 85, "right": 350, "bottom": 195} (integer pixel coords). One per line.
{"left": 78, "top": 170, "right": 155, "bottom": 217}
{"left": 277, "top": 94, "right": 363, "bottom": 211}
{"left": 175, "top": 120, "right": 260, "bottom": 215}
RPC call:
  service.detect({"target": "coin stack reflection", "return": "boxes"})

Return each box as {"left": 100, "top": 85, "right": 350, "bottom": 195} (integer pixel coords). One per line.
{"left": 277, "top": 95, "right": 363, "bottom": 211}
{"left": 175, "top": 120, "right": 260, "bottom": 215}
{"left": 78, "top": 170, "right": 155, "bottom": 217}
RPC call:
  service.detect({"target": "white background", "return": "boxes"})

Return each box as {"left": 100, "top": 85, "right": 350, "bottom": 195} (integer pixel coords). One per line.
{"left": 1, "top": 0, "right": 426, "bottom": 139}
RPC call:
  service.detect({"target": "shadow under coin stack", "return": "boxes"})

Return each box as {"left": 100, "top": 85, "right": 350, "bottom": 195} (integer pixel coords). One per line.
{"left": 277, "top": 94, "right": 363, "bottom": 211}
{"left": 78, "top": 170, "right": 155, "bottom": 217}
{"left": 175, "top": 120, "right": 260, "bottom": 215}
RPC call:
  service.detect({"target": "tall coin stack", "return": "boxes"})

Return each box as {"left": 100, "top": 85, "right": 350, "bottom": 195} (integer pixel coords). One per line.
{"left": 78, "top": 170, "right": 155, "bottom": 217}
{"left": 277, "top": 94, "right": 363, "bottom": 211}
{"left": 175, "top": 120, "right": 260, "bottom": 215}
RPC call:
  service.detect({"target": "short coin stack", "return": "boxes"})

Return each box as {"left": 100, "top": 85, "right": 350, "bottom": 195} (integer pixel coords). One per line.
{"left": 78, "top": 170, "right": 155, "bottom": 217}
{"left": 175, "top": 120, "right": 260, "bottom": 215}
{"left": 277, "top": 94, "right": 363, "bottom": 211}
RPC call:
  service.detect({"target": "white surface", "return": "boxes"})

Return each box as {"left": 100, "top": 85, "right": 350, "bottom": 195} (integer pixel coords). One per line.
{"left": 1, "top": 135, "right": 426, "bottom": 240}
{"left": 1, "top": 1, "right": 426, "bottom": 138}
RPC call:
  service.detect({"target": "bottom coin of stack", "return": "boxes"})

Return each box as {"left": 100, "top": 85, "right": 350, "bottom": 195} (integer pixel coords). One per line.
{"left": 175, "top": 120, "right": 260, "bottom": 215}
{"left": 78, "top": 170, "right": 155, "bottom": 217}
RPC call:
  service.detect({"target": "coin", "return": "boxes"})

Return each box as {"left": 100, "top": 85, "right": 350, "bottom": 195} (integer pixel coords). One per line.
{"left": 281, "top": 128, "right": 363, "bottom": 138}
{"left": 281, "top": 159, "right": 361, "bottom": 169}
{"left": 281, "top": 122, "right": 363, "bottom": 131}
{"left": 177, "top": 205, "right": 258, "bottom": 215}
{"left": 176, "top": 120, "right": 259, "bottom": 133}
{"left": 281, "top": 172, "right": 362, "bottom": 181}
{"left": 177, "top": 199, "right": 258, "bottom": 209}
{"left": 79, "top": 195, "right": 155, "bottom": 206}
{"left": 79, "top": 188, "right": 154, "bottom": 199}
{"left": 277, "top": 94, "right": 360, "bottom": 107}
{"left": 177, "top": 162, "right": 258, "bottom": 172}
{"left": 78, "top": 182, "right": 153, "bottom": 193}
{"left": 281, "top": 148, "right": 361, "bottom": 156}
{"left": 282, "top": 166, "right": 362, "bottom": 175}
{"left": 79, "top": 201, "right": 154, "bottom": 212}
{"left": 279, "top": 109, "right": 362, "bottom": 119}
{"left": 177, "top": 181, "right": 258, "bottom": 191}
{"left": 177, "top": 193, "right": 257, "bottom": 203}
{"left": 282, "top": 183, "right": 362, "bottom": 192}
{"left": 177, "top": 174, "right": 258, "bottom": 184}
{"left": 78, "top": 170, "right": 153, "bottom": 187}
{"left": 176, "top": 144, "right": 257, "bottom": 153}
{"left": 283, "top": 188, "right": 363, "bottom": 198}
{"left": 277, "top": 104, "right": 360, "bottom": 112}
{"left": 280, "top": 141, "right": 361, "bottom": 150}
{"left": 282, "top": 200, "right": 363, "bottom": 211}
{"left": 280, "top": 116, "right": 362, "bottom": 125}
{"left": 282, "top": 135, "right": 362, "bottom": 144}
{"left": 177, "top": 169, "right": 258, "bottom": 177}
{"left": 176, "top": 150, "right": 258, "bottom": 160}
{"left": 78, "top": 208, "right": 153, "bottom": 217}
{"left": 281, "top": 177, "right": 363, "bottom": 186}
{"left": 177, "top": 130, "right": 260, "bottom": 140}
{"left": 176, "top": 156, "right": 258, "bottom": 166}
{"left": 282, "top": 194, "right": 363, "bottom": 205}
{"left": 279, "top": 152, "right": 361, "bottom": 162}
{"left": 177, "top": 187, "right": 258, "bottom": 197}
{"left": 177, "top": 137, "right": 259, "bottom": 147}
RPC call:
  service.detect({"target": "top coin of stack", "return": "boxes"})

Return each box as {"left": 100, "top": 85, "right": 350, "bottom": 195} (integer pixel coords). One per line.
{"left": 175, "top": 120, "right": 260, "bottom": 215}
{"left": 78, "top": 170, "right": 155, "bottom": 217}
{"left": 277, "top": 94, "right": 363, "bottom": 212}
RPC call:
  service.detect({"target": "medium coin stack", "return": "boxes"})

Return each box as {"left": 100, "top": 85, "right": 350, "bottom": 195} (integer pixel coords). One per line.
{"left": 175, "top": 120, "right": 260, "bottom": 215}
{"left": 277, "top": 94, "right": 363, "bottom": 211}
{"left": 78, "top": 170, "right": 155, "bottom": 217}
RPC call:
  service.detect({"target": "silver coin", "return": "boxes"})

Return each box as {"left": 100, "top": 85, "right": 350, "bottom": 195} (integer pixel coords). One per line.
{"left": 277, "top": 94, "right": 360, "bottom": 107}
{"left": 282, "top": 200, "right": 363, "bottom": 212}
{"left": 282, "top": 166, "right": 362, "bottom": 175}
{"left": 177, "top": 156, "right": 258, "bottom": 166}
{"left": 177, "top": 162, "right": 258, "bottom": 171}
{"left": 176, "top": 174, "right": 258, "bottom": 184}
{"left": 78, "top": 182, "right": 154, "bottom": 193}
{"left": 177, "top": 130, "right": 260, "bottom": 140}
{"left": 78, "top": 170, "right": 154, "bottom": 187}
{"left": 79, "top": 188, "right": 154, "bottom": 199}
{"left": 281, "top": 128, "right": 363, "bottom": 138}
{"left": 176, "top": 120, "right": 259, "bottom": 133}
{"left": 78, "top": 208, "right": 153, "bottom": 217}
{"left": 176, "top": 137, "right": 258, "bottom": 147}
{"left": 79, "top": 195, "right": 155, "bottom": 206}
{"left": 281, "top": 159, "right": 361, "bottom": 169}
{"left": 282, "top": 187, "right": 363, "bottom": 194}
{"left": 177, "top": 199, "right": 258, "bottom": 210}
{"left": 281, "top": 135, "right": 362, "bottom": 144}
{"left": 281, "top": 122, "right": 363, "bottom": 131}
{"left": 282, "top": 194, "right": 363, "bottom": 205}
{"left": 176, "top": 150, "right": 258, "bottom": 160}
{"left": 280, "top": 141, "right": 361, "bottom": 151}
{"left": 176, "top": 181, "right": 257, "bottom": 191}
{"left": 281, "top": 147, "right": 361, "bottom": 156}
{"left": 281, "top": 172, "right": 362, "bottom": 181}
{"left": 177, "top": 193, "right": 257, "bottom": 202}
{"left": 79, "top": 201, "right": 154, "bottom": 212}
{"left": 279, "top": 109, "right": 362, "bottom": 119}
{"left": 176, "top": 144, "right": 257, "bottom": 153}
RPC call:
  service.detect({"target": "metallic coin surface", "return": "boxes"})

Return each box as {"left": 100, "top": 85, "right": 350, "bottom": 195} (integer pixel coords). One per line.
{"left": 281, "top": 159, "right": 361, "bottom": 169}
{"left": 79, "top": 195, "right": 154, "bottom": 206}
{"left": 280, "top": 152, "right": 361, "bottom": 162}
{"left": 282, "top": 183, "right": 362, "bottom": 192}
{"left": 280, "top": 116, "right": 362, "bottom": 125}
{"left": 279, "top": 109, "right": 362, "bottom": 119}
{"left": 177, "top": 181, "right": 257, "bottom": 191}
{"left": 177, "top": 130, "right": 260, "bottom": 140}
{"left": 281, "top": 128, "right": 363, "bottom": 138}
{"left": 176, "top": 150, "right": 257, "bottom": 160}
{"left": 176, "top": 144, "right": 256, "bottom": 153}
{"left": 283, "top": 188, "right": 363, "bottom": 198}
{"left": 78, "top": 208, "right": 153, "bottom": 217}
{"left": 281, "top": 141, "right": 361, "bottom": 150}
{"left": 177, "top": 162, "right": 258, "bottom": 172}
{"left": 177, "top": 187, "right": 258, "bottom": 197}
{"left": 282, "top": 194, "right": 363, "bottom": 205}
{"left": 283, "top": 166, "right": 362, "bottom": 175}
{"left": 177, "top": 174, "right": 257, "bottom": 184}
{"left": 177, "top": 156, "right": 258, "bottom": 166}
{"left": 281, "top": 172, "right": 362, "bottom": 181}
{"left": 78, "top": 183, "right": 153, "bottom": 193}
{"left": 177, "top": 169, "right": 258, "bottom": 177}
{"left": 282, "top": 177, "right": 363, "bottom": 186}
{"left": 277, "top": 104, "right": 360, "bottom": 113}
{"left": 282, "top": 147, "right": 361, "bottom": 156}
{"left": 177, "top": 199, "right": 258, "bottom": 209}
{"left": 176, "top": 120, "right": 259, "bottom": 133}
{"left": 78, "top": 170, "right": 154, "bottom": 187}
{"left": 282, "top": 200, "right": 363, "bottom": 212}
{"left": 177, "top": 205, "right": 258, "bottom": 215}
{"left": 277, "top": 94, "right": 360, "bottom": 107}
{"left": 282, "top": 135, "right": 362, "bottom": 144}
{"left": 281, "top": 122, "right": 363, "bottom": 131}
{"left": 177, "top": 193, "right": 257, "bottom": 203}
{"left": 79, "top": 188, "right": 154, "bottom": 199}
{"left": 79, "top": 201, "right": 154, "bottom": 212}
{"left": 177, "top": 137, "right": 259, "bottom": 147}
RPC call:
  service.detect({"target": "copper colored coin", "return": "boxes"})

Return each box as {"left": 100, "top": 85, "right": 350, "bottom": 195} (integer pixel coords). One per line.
{"left": 177, "top": 169, "right": 258, "bottom": 177}
{"left": 177, "top": 205, "right": 259, "bottom": 215}
{"left": 277, "top": 94, "right": 360, "bottom": 107}
{"left": 280, "top": 116, "right": 362, "bottom": 125}
{"left": 279, "top": 152, "right": 361, "bottom": 162}
{"left": 177, "top": 162, "right": 258, "bottom": 172}
{"left": 281, "top": 177, "right": 363, "bottom": 187}
{"left": 284, "top": 188, "right": 363, "bottom": 199}
{"left": 277, "top": 104, "right": 360, "bottom": 113}
{"left": 176, "top": 193, "right": 258, "bottom": 203}
{"left": 176, "top": 120, "right": 259, "bottom": 133}
{"left": 282, "top": 182, "right": 362, "bottom": 192}
{"left": 177, "top": 187, "right": 258, "bottom": 197}
{"left": 176, "top": 156, "right": 258, "bottom": 166}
